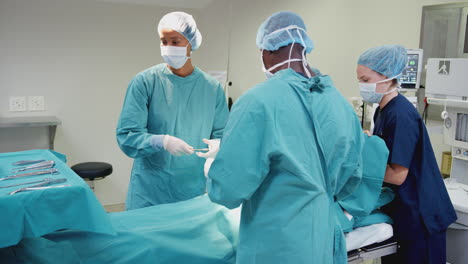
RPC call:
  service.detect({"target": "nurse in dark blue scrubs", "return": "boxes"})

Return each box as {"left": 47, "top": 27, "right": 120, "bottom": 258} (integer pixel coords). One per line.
{"left": 356, "top": 45, "right": 457, "bottom": 264}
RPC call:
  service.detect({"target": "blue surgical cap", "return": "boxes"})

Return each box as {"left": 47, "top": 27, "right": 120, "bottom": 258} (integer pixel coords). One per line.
{"left": 256, "top": 11, "right": 314, "bottom": 53}
{"left": 157, "top": 12, "right": 202, "bottom": 51}
{"left": 358, "top": 45, "right": 408, "bottom": 79}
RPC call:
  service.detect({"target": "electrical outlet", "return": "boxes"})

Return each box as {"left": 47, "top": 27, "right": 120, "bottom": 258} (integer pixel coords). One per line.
{"left": 9, "top": 96, "right": 27, "bottom": 112}
{"left": 28, "top": 96, "right": 45, "bottom": 111}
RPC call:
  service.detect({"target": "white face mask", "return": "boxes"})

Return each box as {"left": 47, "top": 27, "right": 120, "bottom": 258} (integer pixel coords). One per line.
{"left": 261, "top": 26, "right": 312, "bottom": 79}
{"left": 358, "top": 74, "right": 400, "bottom": 104}
{"left": 161, "top": 44, "right": 190, "bottom": 69}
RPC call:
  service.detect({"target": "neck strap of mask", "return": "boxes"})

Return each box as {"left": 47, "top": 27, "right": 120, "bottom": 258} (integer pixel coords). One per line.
{"left": 266, "top": 58, "right": 303, "bottom": 73}
{"left": 264, "top": 25, "right": 312, "bottom": 78}
{"left": 376, "top": 73, "right": 402, "bottom": 84}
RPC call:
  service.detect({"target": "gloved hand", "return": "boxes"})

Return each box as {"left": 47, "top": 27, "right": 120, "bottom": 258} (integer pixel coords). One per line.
{"left": 163, "top": 135, "right": 194, "bottom": 156}
{"left": 196, "top": 139, "right": 220, "bottom": 159}
{"left": 204, "top": 158, "right": 215, "bottom": 178}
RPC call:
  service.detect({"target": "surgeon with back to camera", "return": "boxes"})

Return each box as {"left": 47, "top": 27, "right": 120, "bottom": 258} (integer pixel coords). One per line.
{"left": 200, "top": 11, "right": 365, "bottom": 264}
{"left": 116, "top": 12, "right": 229, "bottom": 210}
{"left": 356, "top": 45, "right": 456, "bottom": 264}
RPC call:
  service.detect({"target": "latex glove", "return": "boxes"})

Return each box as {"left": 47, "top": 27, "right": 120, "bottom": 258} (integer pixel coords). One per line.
{"left": 163, "top": 135, "right": 194, "bottom": 156}
{"left": 204, "top": 158, "right": 215, "bottom": 178}
{"left": 196, "top": 139, "right": 220, "bottom": 159}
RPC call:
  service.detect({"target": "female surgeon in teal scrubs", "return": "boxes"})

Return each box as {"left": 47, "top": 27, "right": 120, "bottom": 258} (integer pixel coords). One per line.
{"left": 116, "top": 12, "right": 229, "bottom": 210}
{"left": 356, "top": 45, "right": 457, "bottom": 264}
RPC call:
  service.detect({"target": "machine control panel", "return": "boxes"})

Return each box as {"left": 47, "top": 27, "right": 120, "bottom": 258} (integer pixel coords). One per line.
{"left": 453, "top": 147, "right": 468, "bottom": 160}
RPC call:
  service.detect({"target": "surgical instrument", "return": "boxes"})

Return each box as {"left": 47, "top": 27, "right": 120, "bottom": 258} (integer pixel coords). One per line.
{"left": 0, "top": 168, "right": 59, "bottom": 181}
{"left": 9, "top": 184, "right": 70, "bottom": 195}
{"left": 8, "top": 178, "right": 68, "bottom": 195}
{"left": 193, "top": 148, "right": 209, "bottom": 151}
{"left": 12, "top": 160, "right": 55, "bottom": 173}
{"left": 12, "top": 160, "right": 46, "bottom": 166}
{"left": 0, "top": 177, "right": 54, "bottom": 189}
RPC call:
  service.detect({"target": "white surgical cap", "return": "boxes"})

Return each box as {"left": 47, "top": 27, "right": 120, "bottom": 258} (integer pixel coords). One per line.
{"left": 157, "top": 11, "right": 202, "bottom": 51}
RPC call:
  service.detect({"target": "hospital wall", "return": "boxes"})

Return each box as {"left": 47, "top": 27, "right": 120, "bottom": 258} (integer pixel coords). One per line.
{"left": 0, "top": 0, "right": 456, "bottom": 207}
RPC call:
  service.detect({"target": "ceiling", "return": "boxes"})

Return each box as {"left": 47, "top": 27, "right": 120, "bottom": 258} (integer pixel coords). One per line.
{"left": 96, "top": 0, "right": 216, "bottom": 9}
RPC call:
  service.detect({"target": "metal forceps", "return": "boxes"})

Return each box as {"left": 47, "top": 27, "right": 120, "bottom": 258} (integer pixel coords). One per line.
{"left": 9, "top": 185, "right": 70, "bottom": 194}
{"left": 12, "top": 160, "right": 55, "bottom": 173}
{"left": 0, "top": 177, "right": 54, "bottom": 189}
{"left": 0, "top": 168, "right": 59, "bottom": 181}
{"left": 12, "top": 160, "right": 46, "bottom": 166}
{"left": 8, "top": 178, "right": 68, "bottom": 195}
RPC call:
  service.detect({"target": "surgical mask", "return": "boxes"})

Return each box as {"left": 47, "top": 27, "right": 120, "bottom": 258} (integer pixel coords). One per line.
{"left": 359, "top": 74, "right": 400, "bottom": 104}
{"left": 261, "top": 26, "right": 312, "bottom": 79}
{"left": 161, "top": 44, "right": 190, "bottom": 69}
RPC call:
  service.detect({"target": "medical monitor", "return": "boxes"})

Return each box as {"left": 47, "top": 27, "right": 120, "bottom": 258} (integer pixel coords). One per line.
{"left": 400, "top": 49, "right": 423, "bottom": 90}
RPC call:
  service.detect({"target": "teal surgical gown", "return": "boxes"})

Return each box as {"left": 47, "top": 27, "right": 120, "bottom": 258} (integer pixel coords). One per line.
{"left": 117, "top": 64, "right": 229, "bottom": 210}
{"left": 334, "top": 135, "right": 392, "bottom": 262}
{"left": 207, "top": 68, "right": 365, "bottom": 264}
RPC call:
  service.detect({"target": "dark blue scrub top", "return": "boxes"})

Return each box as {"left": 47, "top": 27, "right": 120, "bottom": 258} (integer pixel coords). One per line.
{"left": 373, "top": 94, "right": 456, "bottom": 239}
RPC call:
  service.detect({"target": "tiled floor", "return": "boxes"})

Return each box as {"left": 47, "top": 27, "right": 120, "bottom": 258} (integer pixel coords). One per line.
{"left": 104, "top": 203, "right": 125, "bottom": 213}
{"left": 360, "top": 259, "right": 380, "bottom": 264}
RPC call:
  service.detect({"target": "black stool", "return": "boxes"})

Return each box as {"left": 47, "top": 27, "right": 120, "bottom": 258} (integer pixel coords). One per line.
{"left": 71, "top": 162, "right": 112, "bottom": 191}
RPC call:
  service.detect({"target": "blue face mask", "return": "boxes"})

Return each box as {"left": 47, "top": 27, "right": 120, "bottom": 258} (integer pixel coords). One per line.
{"left": 359, "top": 75, "right": 400, "bottom": 104}
{"left": 161, "top": 44, "right": 190, "bottom": 69}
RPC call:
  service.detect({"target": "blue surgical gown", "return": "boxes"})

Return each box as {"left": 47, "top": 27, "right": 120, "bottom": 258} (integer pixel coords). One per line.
{"left": 117, "top": 64, "right": 229, "bottom": 210}
{"left": 208, "top": 68, "right": 365, "bottom": 264}
{"left": 373, "top": 94, "right": 456, "bottom": 264}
